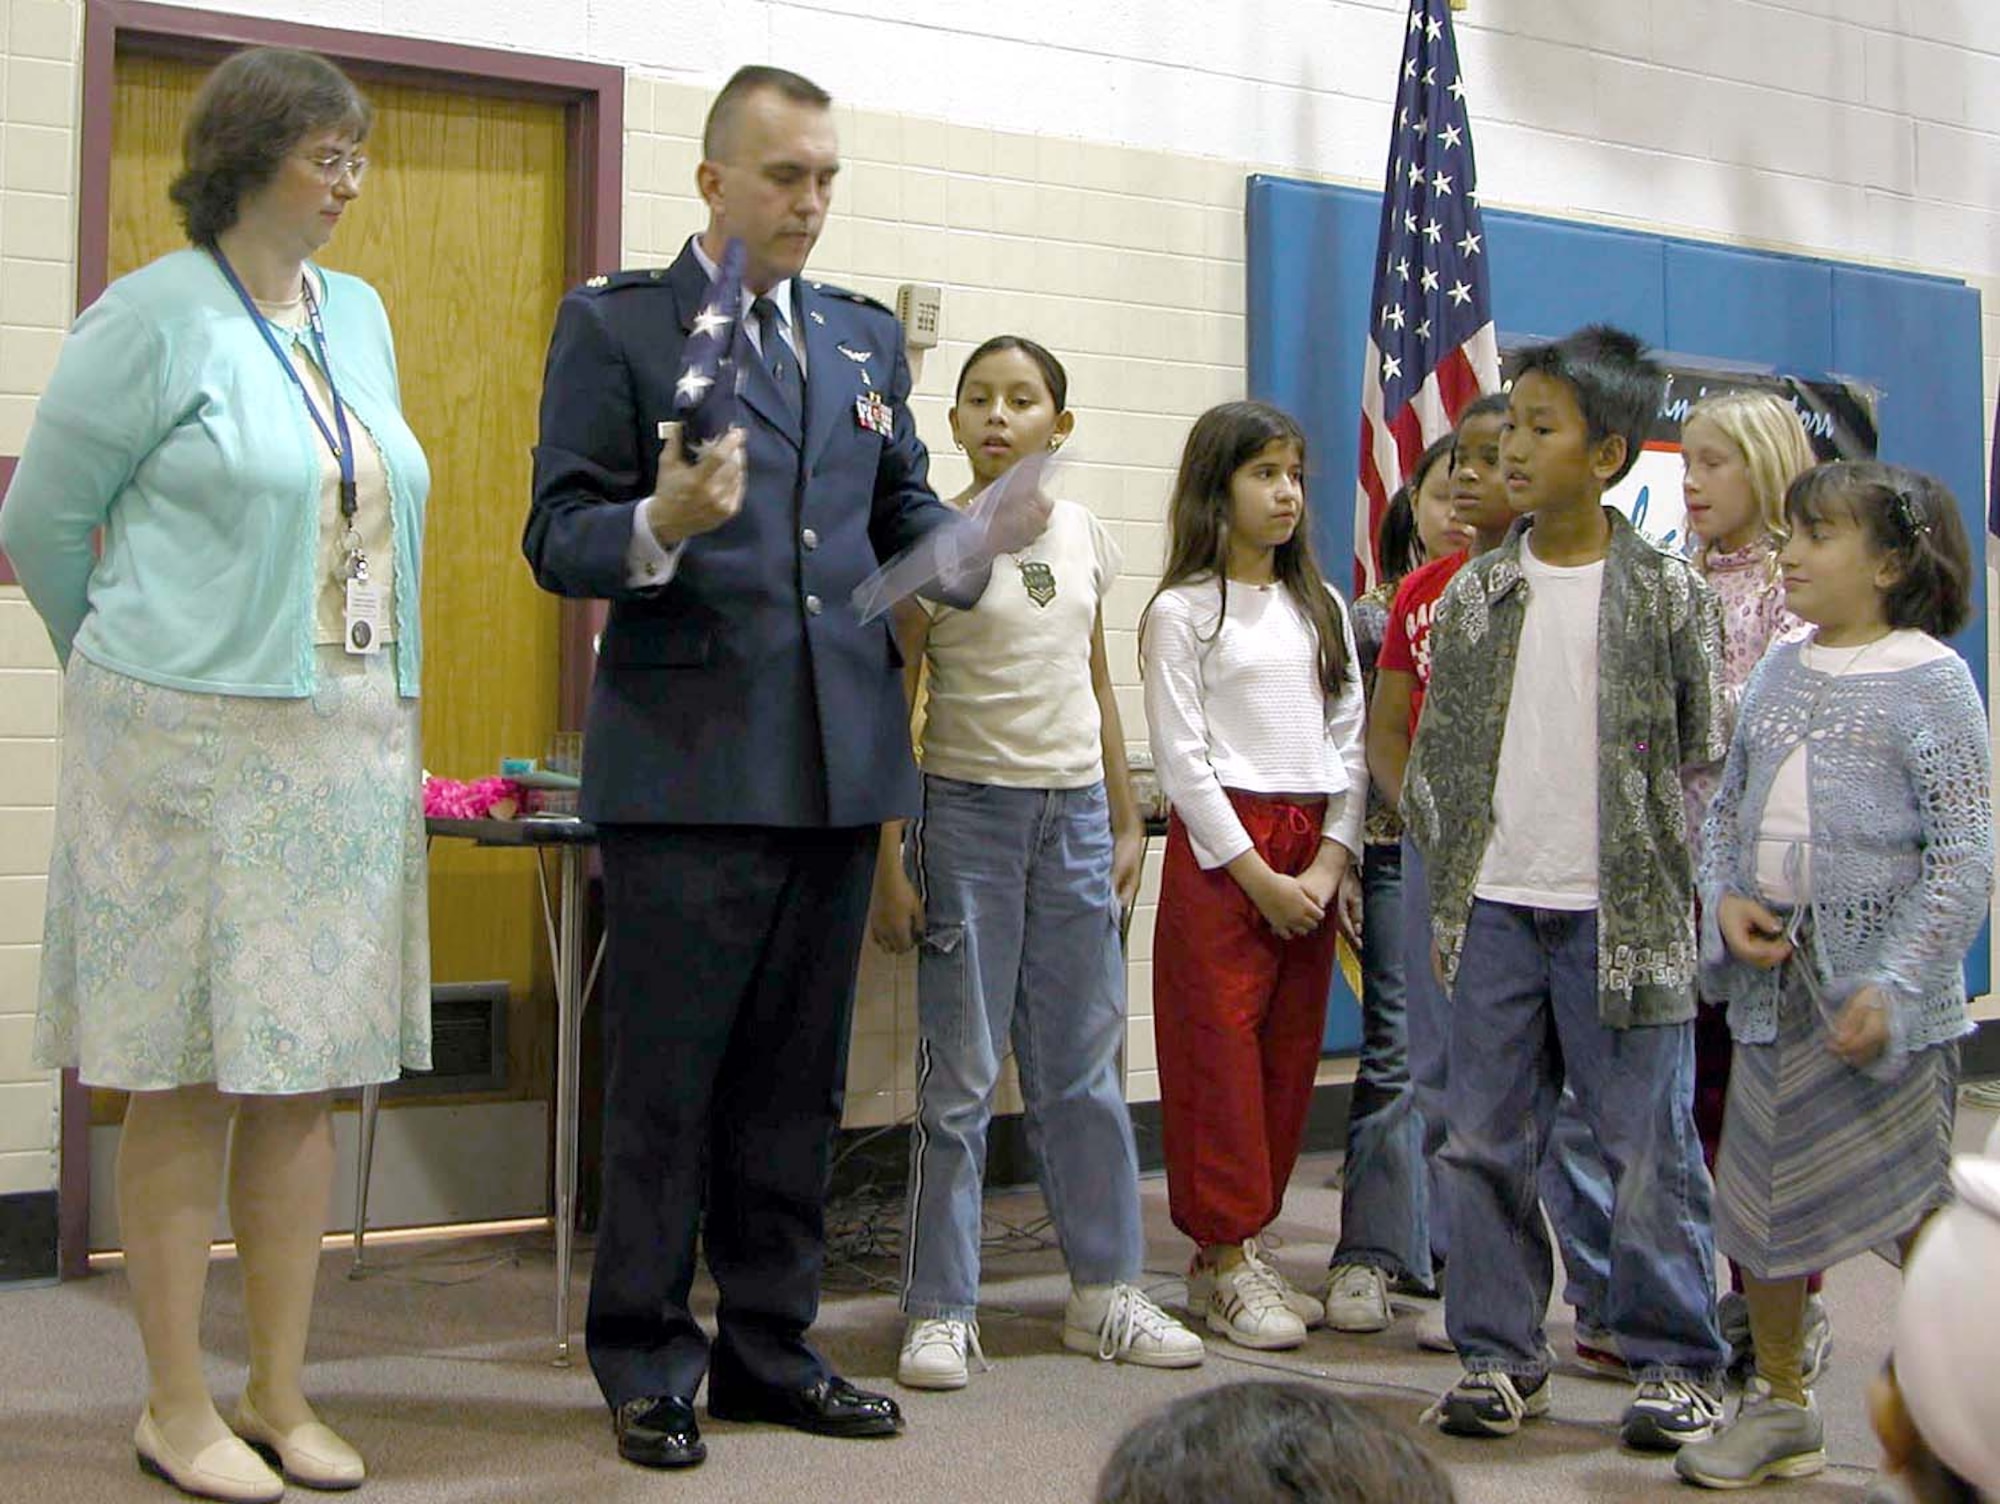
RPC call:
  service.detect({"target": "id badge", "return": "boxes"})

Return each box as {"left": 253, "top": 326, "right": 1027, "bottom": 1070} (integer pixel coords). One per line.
{"left": 344, "top": 578, "right": 385, "bottom": 655}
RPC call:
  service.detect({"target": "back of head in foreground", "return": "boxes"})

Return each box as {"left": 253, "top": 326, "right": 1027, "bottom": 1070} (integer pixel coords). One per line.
{"left": 1096, "top": 1381, "right": 1456, "bottom": 1504}
{"left": 1874, "top": 1122, "right": 2000, "bottom": 1503}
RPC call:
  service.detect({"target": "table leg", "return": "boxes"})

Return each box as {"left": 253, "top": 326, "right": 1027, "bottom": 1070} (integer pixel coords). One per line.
{"left": 536, "top": 846, "right": 590, "bottom": 1367}
{"left": 350, "top": 1081, "right": 381, "bottom": 1274}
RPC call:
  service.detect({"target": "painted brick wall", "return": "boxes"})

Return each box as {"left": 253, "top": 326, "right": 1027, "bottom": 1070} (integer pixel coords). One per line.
{"left": 2, "top": 0, "right": 1997, "bottom": 1167}
{"left": 0, "top": 0, "right": 76, "bottom": 1197}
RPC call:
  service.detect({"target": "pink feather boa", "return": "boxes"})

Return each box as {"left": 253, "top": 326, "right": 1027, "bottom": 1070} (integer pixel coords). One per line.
{"left": 423, "top": 775, "right": 523, "bottom": 821}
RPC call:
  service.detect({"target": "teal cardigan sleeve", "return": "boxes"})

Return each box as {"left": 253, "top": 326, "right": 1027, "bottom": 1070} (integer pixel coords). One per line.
{"left": 0, "top": 291, "right": 173, "bottom": 665}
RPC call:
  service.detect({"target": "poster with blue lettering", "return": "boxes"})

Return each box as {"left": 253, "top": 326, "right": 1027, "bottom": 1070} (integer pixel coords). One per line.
{"left": 1497, "top": 349, "right": 1879, "bottom": 554}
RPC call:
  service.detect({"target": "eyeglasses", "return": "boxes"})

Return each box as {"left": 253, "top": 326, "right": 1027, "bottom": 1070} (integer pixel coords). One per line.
{"left": 300, "top": 150, "right": 369, "bottom": 185}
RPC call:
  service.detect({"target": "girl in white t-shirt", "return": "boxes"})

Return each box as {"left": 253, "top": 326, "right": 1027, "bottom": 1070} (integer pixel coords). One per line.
{"left": 1139, "top": 400, "right": 1368, "bottom": 1352}
{"left": 871, "top": 337, "right": 1202, "bottom": 1391}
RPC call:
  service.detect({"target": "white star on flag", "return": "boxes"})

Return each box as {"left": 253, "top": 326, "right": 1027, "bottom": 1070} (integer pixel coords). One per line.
{"left": 690, "top": 309, "right": 733, "bottom": 340}
{"left": 676, "top": 370, "right": 713, "bottom": 403}
{"left": 1353, "top": 0, "right": 1499, "bottom": 595}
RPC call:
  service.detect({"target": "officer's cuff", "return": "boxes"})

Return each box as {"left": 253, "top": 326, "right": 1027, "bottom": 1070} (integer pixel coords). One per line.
{"left": 627, "top": 498, "right": 686, "bottom": 588}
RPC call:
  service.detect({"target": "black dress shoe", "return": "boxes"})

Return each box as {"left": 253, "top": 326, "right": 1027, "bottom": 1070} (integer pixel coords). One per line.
{"left": 614, "top": 1396, "right": 706, "bottom": 1469}
{"left": 707, "top": 1375, "right": 903, "bottom": 1438}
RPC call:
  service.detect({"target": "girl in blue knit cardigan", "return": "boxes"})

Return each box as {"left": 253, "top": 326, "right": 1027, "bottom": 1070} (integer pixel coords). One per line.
{"left": 1678, "top": 461, "right": 1993, "bottom": 1492}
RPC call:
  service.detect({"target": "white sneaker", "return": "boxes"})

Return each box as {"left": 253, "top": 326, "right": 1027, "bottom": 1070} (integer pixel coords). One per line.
{"left": 1246, "top": 1241, "right": 1326, "bottom": 1329}
{"left": 1205, "top": 1254, "right": 1308, "bottom": 1350}
{"left": 1064, "top": 1283, "right": 1206, "bottom": 1368}
{"left": 1186, "top": 1242, "right": 1323, "bottom": 1328}
{"left": 897, "top": 1317, "right": 985, "bottom": 1390}
{"left": 1417, "top": 1305, "right": 1453, "bottom": 1353}
{"left": 1322, "top": 1262, "right": 1393, "bottom": 1333}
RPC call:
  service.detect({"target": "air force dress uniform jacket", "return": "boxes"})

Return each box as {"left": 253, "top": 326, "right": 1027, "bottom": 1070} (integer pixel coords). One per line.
{"left": 524, "top": 242, "right": 963, "bottom": 830}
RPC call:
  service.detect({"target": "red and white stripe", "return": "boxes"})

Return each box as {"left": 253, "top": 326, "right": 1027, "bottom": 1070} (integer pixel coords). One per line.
{"left": 1352, "top": 321, "right": 1499, "bottom": 594}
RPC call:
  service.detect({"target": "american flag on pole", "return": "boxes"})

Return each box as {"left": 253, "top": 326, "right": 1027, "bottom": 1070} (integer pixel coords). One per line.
{"left": 1355, "top": 0, "right": 1499, "bottom": 593}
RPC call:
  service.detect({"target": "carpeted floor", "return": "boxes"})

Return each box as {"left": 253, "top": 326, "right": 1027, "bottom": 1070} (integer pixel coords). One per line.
{"left": 7, "top": 1112, "right": 1982, "bottom": 1504}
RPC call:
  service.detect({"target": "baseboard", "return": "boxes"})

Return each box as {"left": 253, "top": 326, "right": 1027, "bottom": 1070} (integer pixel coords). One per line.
{"left": 85, "top": 1100, "right": 548, "bottom": 1252}
{"left": 0, "top": 1189, "right": 58, "bottom": 1285}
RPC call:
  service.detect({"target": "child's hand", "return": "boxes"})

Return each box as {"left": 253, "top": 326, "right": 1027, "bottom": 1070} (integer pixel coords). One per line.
{"left": 1828, "top": 985, "right": 1890, "bottom": 1068}
{"left": 1112, "top": 826, "right": 1144, "bottom": 915}
{"left": 1718, "top": 893, "right": 1793, "bottom": 969}
{"left": 1251, "top": 873, "right": 1326, "bottom": 940}
{"left": 1334, "top": 868, "right": 1363, "bottom": 945}
{"left": 869, "top": 865, "right": 925, "bottom": 953}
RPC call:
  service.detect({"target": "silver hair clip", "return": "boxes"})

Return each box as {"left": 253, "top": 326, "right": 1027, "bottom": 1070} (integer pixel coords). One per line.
{"left": 1890, "top": 484, "right": 1931, "bottom": 537}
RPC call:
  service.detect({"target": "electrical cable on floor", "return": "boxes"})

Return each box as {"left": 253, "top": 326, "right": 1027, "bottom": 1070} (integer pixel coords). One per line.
{"left": 822, "top": 1107, "right": 1063, "bottom": 1293}
{"left": 346, "top": 1243, "right": 526, "bottom": 1286}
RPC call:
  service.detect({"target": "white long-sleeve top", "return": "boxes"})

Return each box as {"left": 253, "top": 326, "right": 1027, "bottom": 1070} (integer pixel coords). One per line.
{"left": 1143, "top": 575, "right": 1368, "bottom": 869}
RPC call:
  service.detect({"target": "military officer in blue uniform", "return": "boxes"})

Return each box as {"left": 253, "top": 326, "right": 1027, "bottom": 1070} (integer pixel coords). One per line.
{"left": 524, "top": 64, "right": 1046, "bottom": 1472}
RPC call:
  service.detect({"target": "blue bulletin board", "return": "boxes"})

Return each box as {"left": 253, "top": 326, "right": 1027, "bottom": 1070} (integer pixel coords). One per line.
{"left": 1245, "top": 175, "right": 1991, "bottom": 1052}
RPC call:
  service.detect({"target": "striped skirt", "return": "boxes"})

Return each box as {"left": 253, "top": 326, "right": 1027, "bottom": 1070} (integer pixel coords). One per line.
{"left": 1714, "top": 963, "right": 1956, "bottom": 1280}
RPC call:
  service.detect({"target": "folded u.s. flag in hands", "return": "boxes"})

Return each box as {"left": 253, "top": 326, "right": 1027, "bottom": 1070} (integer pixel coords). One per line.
{"left": 669, "top": 236, "right": 746, "bottom": 461}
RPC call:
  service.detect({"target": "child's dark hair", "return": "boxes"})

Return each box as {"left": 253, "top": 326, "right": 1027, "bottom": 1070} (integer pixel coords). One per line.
{"left": 1455, "top": 391, "right": 1511, "bottom": 436}
{"left": 1142, "top": 400, "right": 1349, "bottom": 697}
{"left": 1376, "top": 487, "right": 1421, "bottom": 586}
{"left": 1377, "top": 434, "right": 1456, "bottom": 584}
{"left": 1095, "top": 1381, "right": 1456, "bottom": 1504}
{"left": 954, "top": 335, "right": 1068, "bottom": 411}
{"left": 1784, "top": 460, "right": 1971, "bottom": 636}
{"left": 1510, "top": 324, "right": 1664, "bottom": 486}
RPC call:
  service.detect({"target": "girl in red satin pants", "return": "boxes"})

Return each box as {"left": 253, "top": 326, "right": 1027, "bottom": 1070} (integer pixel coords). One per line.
{"left": 1141, "top": 401, "right": 1368, "bottom": 1352}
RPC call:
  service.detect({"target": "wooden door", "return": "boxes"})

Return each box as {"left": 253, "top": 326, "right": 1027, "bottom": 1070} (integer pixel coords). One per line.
{"left": 100, "top": 53, "right": 569, "bottom": 1125}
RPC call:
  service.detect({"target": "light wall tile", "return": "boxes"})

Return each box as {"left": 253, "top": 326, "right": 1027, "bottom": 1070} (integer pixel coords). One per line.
{"left": 0, "top": 1075, "right": 52, "bottom": 1153}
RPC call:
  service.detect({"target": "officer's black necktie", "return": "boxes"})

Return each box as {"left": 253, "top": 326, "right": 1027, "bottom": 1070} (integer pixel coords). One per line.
{"left": 753, "top": 295, "right": 803, "bottom": 425}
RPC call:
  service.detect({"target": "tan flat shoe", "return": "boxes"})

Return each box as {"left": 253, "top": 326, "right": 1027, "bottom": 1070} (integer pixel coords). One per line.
{"left": 134, "top": 1409, "right": 284, "bottom": 1504}
{"left": 231, "top": 1393, "right": 366, "bottom": 1491}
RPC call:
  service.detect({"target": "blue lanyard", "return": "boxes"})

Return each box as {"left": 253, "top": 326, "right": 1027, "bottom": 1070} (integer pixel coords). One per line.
{"left": 210, "top": 248, "right": 358, "bottom": 521}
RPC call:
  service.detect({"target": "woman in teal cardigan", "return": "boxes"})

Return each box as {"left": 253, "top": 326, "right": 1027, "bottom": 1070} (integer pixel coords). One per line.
{"left": 0, "top": 48, "right": 428, "bottom": 1504}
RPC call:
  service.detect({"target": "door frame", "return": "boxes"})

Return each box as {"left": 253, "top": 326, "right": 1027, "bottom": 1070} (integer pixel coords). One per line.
{"left": 58, "top": 0, "right": 624, "bottom": 1279}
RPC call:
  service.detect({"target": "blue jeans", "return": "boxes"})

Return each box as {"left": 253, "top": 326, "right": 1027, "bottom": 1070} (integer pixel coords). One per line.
{"left": 1333, "top": 842, "right": 1431, "bottom": 1283}
{"left": 1402, "top": 835, "right": 1452, "bottom": 1271}
{"left": 901, "top": 776, "right": 1143, "bottom": 1319}
{"left": 1441, "top": 900, "right": 1725, "bottom": 1384}
{"left": 1400, "top": 839, "right": 1612, "bottom": 1310}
